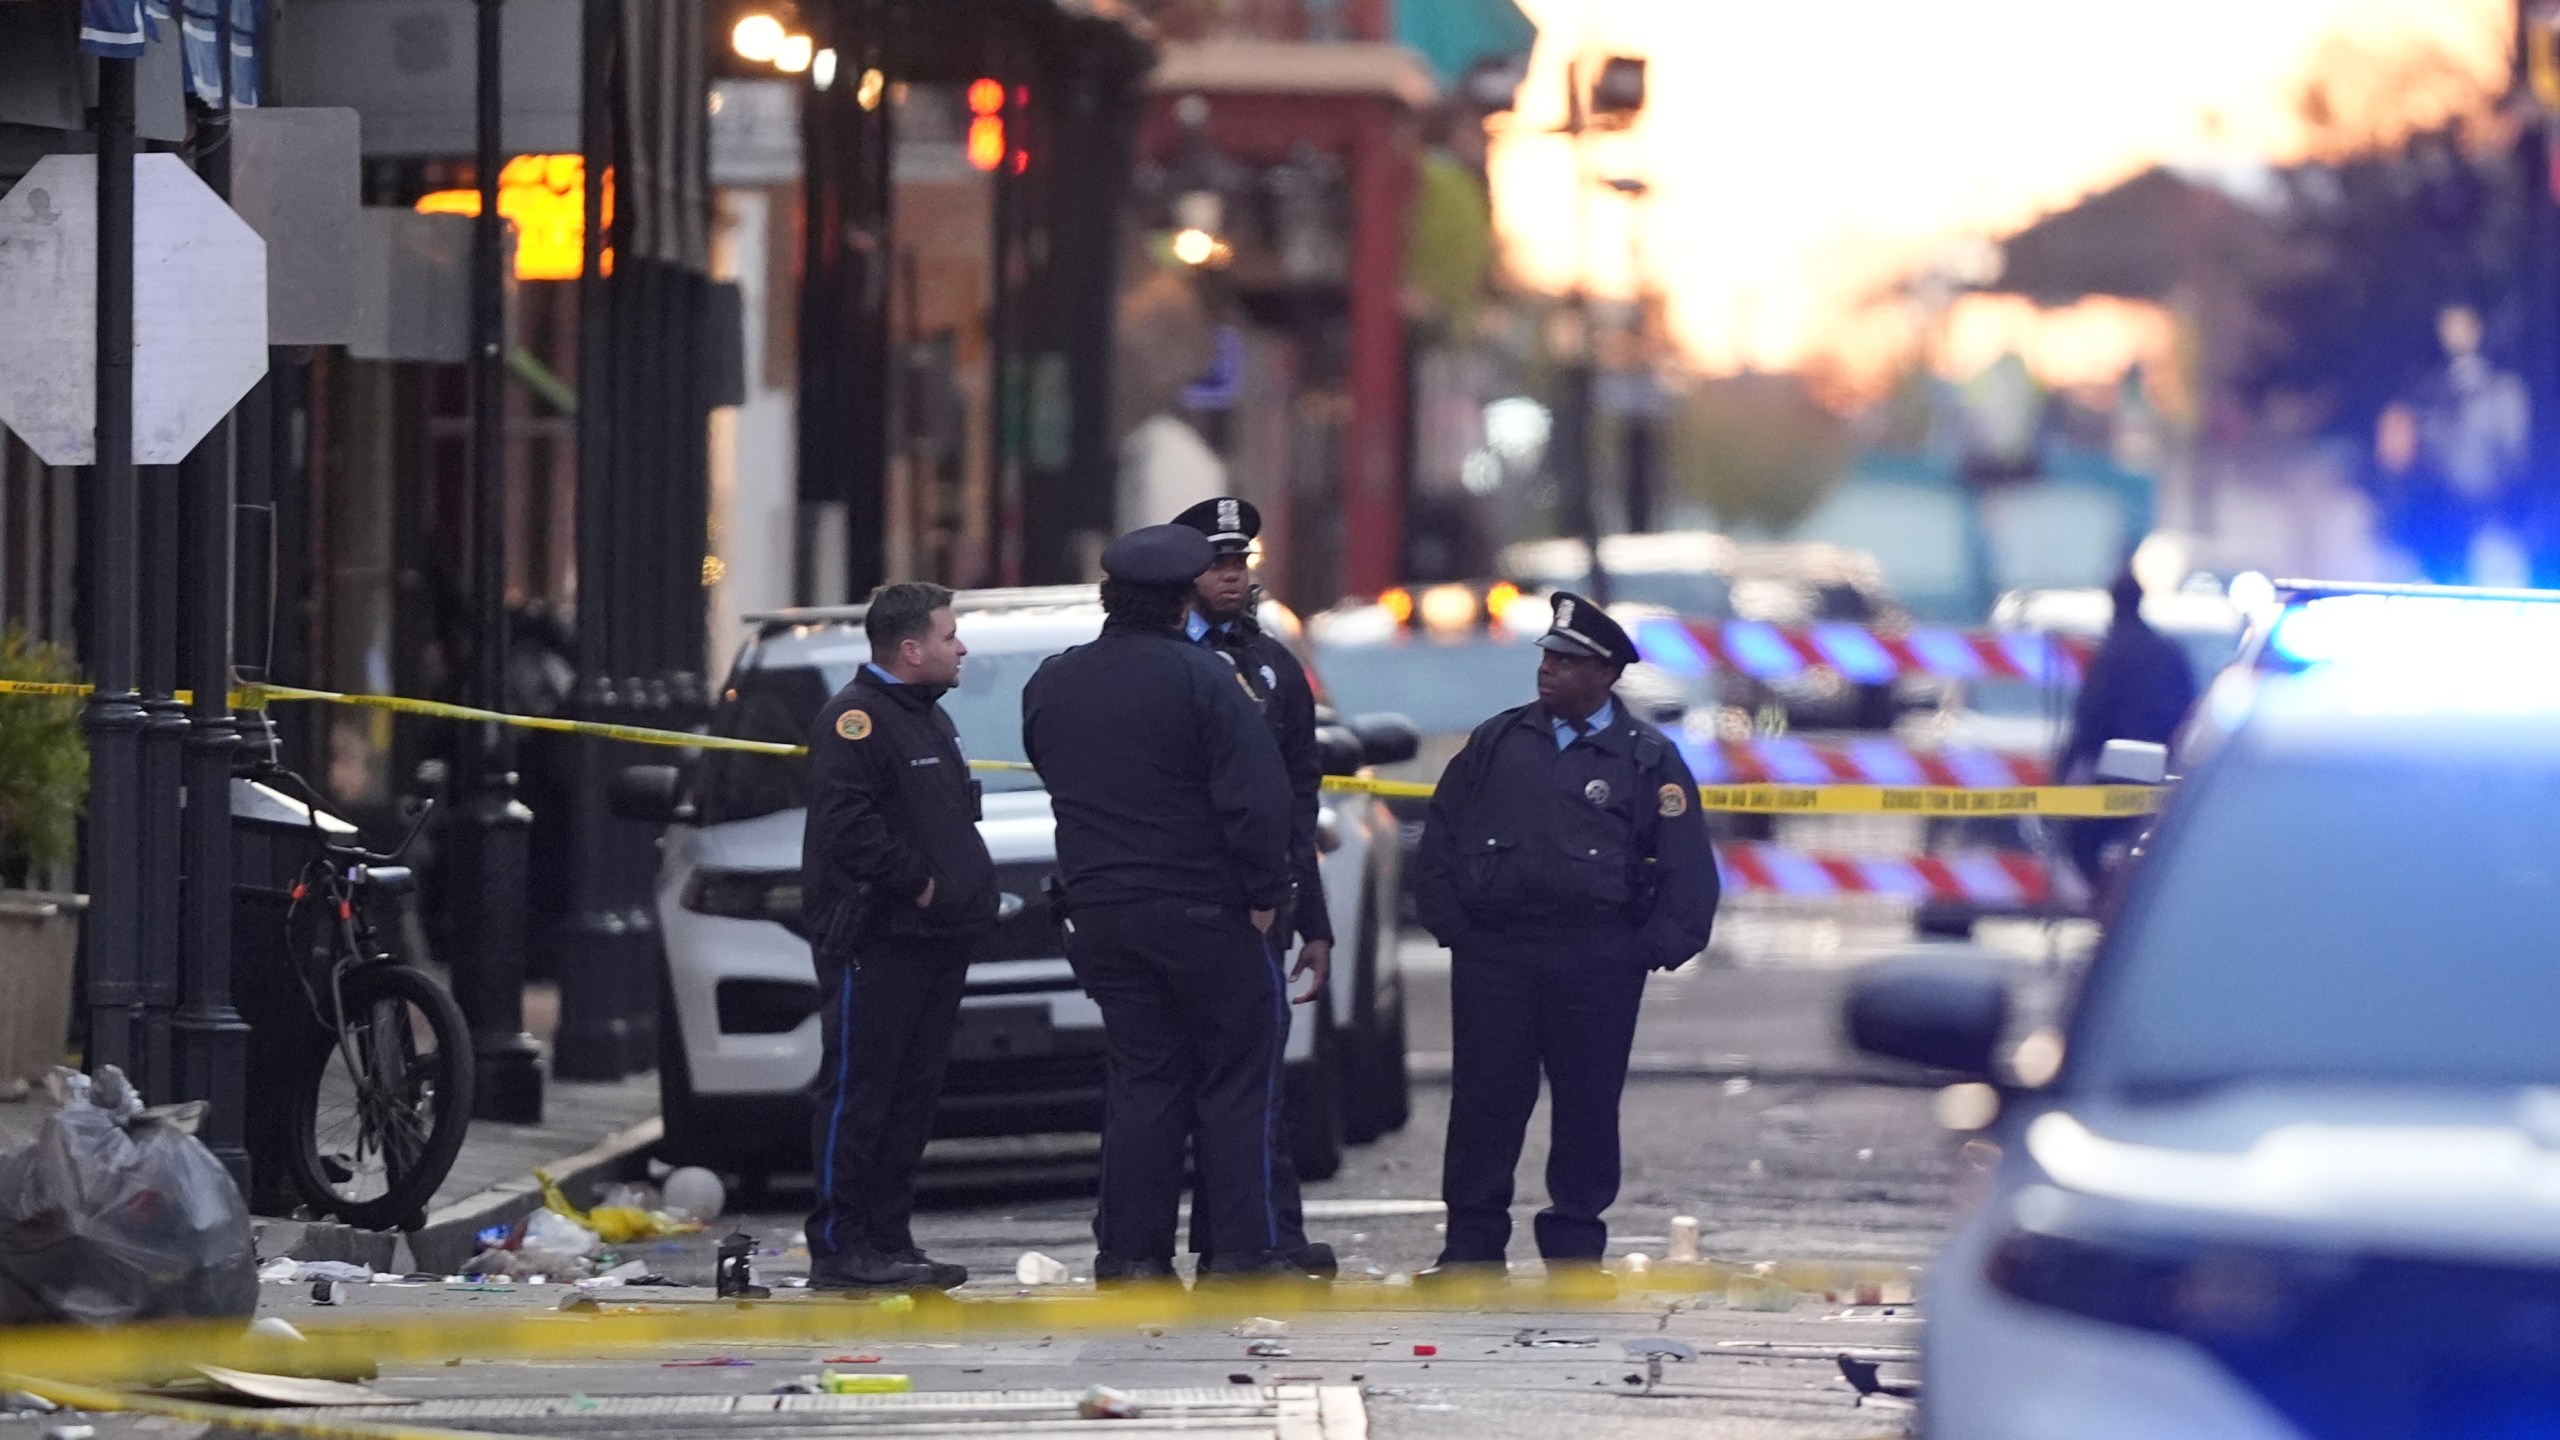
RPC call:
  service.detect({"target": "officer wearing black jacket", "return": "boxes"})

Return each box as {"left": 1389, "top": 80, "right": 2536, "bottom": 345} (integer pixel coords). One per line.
{"left": 800, "top": 581, "right": 996, "bottom": 1292}
{"left": 1171, "top": 496, "right": 1335, "bottom": 1279}
{"left": 1021, "top": 525, "right": 1300, "bottom": 1284}
{"left": 1412, "top": 592, "right": 1720, "bottom": 1288}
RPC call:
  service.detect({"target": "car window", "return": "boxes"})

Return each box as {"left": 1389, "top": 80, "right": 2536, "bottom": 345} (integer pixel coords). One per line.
{"left": 2075, "top": 749, "right": 2560, "bottom": 1095}
{"left": 1312, "top": 633, "right": 1538, "bottom": 736}
{"left": 1535, "top": 570, "right": 1735, "bottom": 618}
{"left": 694, "top": 646, "right": 1055, "bottom": 825}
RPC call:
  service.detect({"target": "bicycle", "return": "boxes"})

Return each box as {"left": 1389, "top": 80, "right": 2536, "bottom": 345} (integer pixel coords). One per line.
{"left": 254, "top": 762, "right": 474, "bottom": 1231}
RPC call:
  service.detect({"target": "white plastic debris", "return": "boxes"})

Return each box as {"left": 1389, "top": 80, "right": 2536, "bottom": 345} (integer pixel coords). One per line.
{"left": 248, "top": 1317, "right": 307, "bottom": 1343}
{"left": 523, "top": 1207, "right": 602, "bottom": 1258}
{"left": 662, "top": 1167, "right": 727, "bottom": 1223}
{"left": 1666, "top": 1216, "right": 1702, "bottom": 1264}
{"left": 1078, "top": 1385, "right": 1142, "bottom": 1419}
{"left": 259, "top": 1257, "right": 297, "bottom": 1282}
{"left": 1015, "top": 1252, "right": 1072, "bottom": 1286}
{"left": 1233, "top": 1317, "right": 1290, "bottom": 1339}
{"left": 1618, "top": 1253, "right": 1652, "bottom": 1276}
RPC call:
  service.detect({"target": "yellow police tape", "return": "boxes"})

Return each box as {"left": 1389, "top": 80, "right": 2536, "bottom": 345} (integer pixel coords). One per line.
{"left": 0, "top": 678, "right": 2159, "bottom": 815}
{"left": 0, "top": 1265, "right": 1917, "bottom": 1390}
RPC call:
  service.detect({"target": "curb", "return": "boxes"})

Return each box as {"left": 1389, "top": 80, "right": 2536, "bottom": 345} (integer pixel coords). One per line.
{"left": 1407, "top": 1051, "right": 1943, "bottom": 1089}
{"left": 405, "top": 1115, "right": 664, "bottom": 1276}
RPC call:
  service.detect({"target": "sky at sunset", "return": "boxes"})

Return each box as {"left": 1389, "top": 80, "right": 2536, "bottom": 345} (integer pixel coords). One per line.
{"left": 1485, "top": 0, "right": 2513, "bottom": 384}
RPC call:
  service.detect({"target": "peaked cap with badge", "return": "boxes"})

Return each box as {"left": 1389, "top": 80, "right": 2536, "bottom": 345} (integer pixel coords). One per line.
{"left": 1171, "top": 496, "right": 1262, "bottom": 555}
{"left": 1534, "top": 590, "right": 1639, "bottom": 669}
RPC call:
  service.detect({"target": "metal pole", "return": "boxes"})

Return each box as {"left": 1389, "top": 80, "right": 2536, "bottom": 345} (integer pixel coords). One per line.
{"left": 452, "top": 0, "right": 546, "bottom": 1122}
{"left": 175, "top": 50, "right": 251, "bottom": 1192}
{"left": 82, "top": 57, "right": 146, "bottom": 1079}
{"left": 138, "top": 463, "right": 182, "bottom": 1103}
{"left": 1559, "top": 61, "right": 1605, "bottom": 602}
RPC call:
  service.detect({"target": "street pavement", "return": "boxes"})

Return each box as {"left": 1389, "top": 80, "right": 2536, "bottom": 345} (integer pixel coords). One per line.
{"left": 7, "top": 904, "right": 2086, "bottom": 1439}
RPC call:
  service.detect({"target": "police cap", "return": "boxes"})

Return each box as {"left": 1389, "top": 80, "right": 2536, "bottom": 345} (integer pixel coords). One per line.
{"left": 1171, "top": 496, "right": 1262, "bottom": 554}
{"left": 1535, "top": 591, "right": 1638, "bottom": 668}
{"left": 1100, "top": 524, "right": 1216, "bottom": 586}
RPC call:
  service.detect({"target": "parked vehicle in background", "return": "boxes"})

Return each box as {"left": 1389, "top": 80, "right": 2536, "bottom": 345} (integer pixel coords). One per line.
{"left": 621, "top": 588, "right": 1415, "bottom": 1194}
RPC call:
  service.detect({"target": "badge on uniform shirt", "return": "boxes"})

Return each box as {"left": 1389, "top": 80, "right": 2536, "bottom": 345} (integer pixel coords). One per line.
{"left": 1260, "top": 664, "right": 1277, "bottom": 690}
{"left": 1584, "top": 779, "right": 1611, "bottom": 806}
{"left": 836, "top": 709, "right": 873, "bottom": 741}
{"left": 1658, "top": 782, "right": 1688, "bottom": 817}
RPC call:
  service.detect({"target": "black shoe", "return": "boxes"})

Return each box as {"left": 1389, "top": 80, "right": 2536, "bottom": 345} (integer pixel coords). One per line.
{"left": 808, "top": 1249, "right": 937, "bottom": 1292}
{"left": 892, "top": 1248, "right": 969, "bottom": 1291}
{"left": 1197, "top": 1248, "right": 1331, "bottom": 1289}
{"left": 1092, "top": 1254, "right": 1180, "bottom": 1291}
{"left": 1414, "top": 1259, "right": 1509, "bottom": 1294}
{"left": 1198, "top": 1243, "right": 1339, "bottom": 1280}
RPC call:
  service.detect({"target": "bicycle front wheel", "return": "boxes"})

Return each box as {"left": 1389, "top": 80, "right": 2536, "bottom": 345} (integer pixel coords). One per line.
{"left": 286, "top": 963, "right": 475, "bottom": 1231}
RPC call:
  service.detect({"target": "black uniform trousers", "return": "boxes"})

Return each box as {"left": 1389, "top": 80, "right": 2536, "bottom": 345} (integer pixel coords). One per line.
{"left": 1440, "top": 925, "right": 1649, "bottom": 1263}
{"left": 1188, "top": 930, "right": 1309, "bottom": 1262}
{"left": 1063, "top": 897, "right": 1290, "bottom": 1272}
{"left": 806, "top": 934, "right": 975, "bottom": 1261}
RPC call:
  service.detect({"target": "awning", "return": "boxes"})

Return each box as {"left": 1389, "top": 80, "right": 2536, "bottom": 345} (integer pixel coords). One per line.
{"left": 1395, "top": 0, "right": 1535, "bottom": 87}
{"left": 1150, "top": 40, "right": 1439, "bottom": 109}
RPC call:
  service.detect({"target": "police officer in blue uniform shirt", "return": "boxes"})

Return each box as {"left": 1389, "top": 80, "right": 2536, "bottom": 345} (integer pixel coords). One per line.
{"left": 1020, "top": 524, "right": 1303, "bottom": 1285}
{"left": 1412, "top": 592, "right": 1720, "bottom": 1287}
{"left": 800, "top": 582, "right": 997, "bottom": 1292}
{"left": 1171, "top": 496, "right": 1337, "bottom": 1279}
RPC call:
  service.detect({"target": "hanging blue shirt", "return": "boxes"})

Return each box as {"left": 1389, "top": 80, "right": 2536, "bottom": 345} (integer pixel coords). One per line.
{"left": 1550, "top": 699, "right": 1616, "bottom": 751}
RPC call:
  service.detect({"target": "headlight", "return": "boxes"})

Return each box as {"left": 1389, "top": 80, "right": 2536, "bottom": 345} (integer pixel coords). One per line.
{"left": 681, "top": 868, "right": 803, "bottom": 926}
{"left": 1987, "top": 1186, "right": 2348, "bottom": 1342}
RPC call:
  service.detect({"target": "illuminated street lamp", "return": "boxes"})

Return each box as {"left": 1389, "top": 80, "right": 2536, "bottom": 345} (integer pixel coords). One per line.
{"left": 731, "top": 12, "right": 783, "bottom": 63}
{"left": 774, "top": 32, "right": 814, "bottom": 74}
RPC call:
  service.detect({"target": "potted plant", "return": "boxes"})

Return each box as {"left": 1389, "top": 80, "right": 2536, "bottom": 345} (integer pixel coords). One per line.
{"left": 0, "top": 627, "right": 86, "bottom": 1097}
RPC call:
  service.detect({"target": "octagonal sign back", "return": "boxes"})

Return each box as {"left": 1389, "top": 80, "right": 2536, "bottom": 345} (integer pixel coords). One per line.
{"left": 0, "top": 154, "right": 269, "bottom": 467}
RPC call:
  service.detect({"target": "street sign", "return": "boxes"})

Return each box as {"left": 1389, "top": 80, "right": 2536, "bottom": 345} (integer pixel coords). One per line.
{"left": 231, "top": 108, "right": 363, "bottom": 346}
{"left": 0, "top": 154, "right": 269, "bottom": 467}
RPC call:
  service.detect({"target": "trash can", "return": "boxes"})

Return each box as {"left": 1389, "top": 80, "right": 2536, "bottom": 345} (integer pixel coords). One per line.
{"left": 230, "top": 776, "right": 359, "bottom": 1217}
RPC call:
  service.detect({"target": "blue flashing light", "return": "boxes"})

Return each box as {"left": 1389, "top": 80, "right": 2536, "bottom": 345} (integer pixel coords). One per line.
{"left": 2268, "top": 594, "right": 2560, "bottom": 670}
{"left": 1632, "top": 616, "right": 1712, "bottom": 679}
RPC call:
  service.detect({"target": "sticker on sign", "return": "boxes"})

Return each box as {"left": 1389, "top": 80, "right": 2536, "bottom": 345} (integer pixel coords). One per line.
{"left": 0, "top": 154, "right": 269, "bottom": 467}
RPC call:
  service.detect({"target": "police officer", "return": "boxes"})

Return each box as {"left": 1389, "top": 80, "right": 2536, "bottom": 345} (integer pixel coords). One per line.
{"left": 1412, "top": 592, "right": 1720, "bottom": 1287}
{"left": 1171, "top": 496, "right": 1335, "bottom": 1279}
{"left": 1020, "top": 525, "right": 1299, "bottom": 1285}
{"left": 800, "top": 582, "right": 996, "bottom": 1292}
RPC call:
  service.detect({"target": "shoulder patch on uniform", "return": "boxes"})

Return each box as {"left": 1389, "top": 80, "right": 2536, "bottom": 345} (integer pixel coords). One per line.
{"left": 1657, "top": 782, "right": 1688, "bottom": 818}
{"left": 836, "top": 709, "right": 873, "bottom": 741}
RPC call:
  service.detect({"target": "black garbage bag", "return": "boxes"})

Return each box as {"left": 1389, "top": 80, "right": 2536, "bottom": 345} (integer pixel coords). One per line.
{"left": 0, "top": 1066, "right": 257, "bottom": 1326}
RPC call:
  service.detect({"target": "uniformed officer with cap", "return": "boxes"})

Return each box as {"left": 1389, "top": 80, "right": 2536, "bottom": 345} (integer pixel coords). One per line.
{"left": 1170, "top": 496, "right": 1336, "bottom": 1279}
{"left": 1021, "top": 524, "right": 1302, "bottom": 1285}
{"left": 1411, "top": 591, "right": 1720, "bottom": 1288}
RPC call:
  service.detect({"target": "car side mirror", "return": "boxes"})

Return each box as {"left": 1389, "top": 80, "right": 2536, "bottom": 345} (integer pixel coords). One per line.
{"left": 1351, "top": 712, "right": 1421, "bottom": 767}
{"left": 610, "top": 764, "right": 695, "bottom": 826}
{"left": 1315, "top": 724, "right": 1366, "bottom": 777}
{"left": 2095, "top": 739, "right": 2168, "bottom": 785}
{"left": 1844, "top": 951, "right": 2010, "bottom": 1081}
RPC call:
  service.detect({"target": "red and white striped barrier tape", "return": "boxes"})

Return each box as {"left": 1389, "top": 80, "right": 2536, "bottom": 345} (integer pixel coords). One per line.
{"left": 1716, "top": 841, "right": 2088, "bottom": 911}
{"left": 1630, "top": 615, "right": 2092, "bottom": 686}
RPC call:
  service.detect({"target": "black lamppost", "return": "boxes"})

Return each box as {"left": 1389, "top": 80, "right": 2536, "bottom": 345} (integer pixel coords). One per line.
{"left": 449, "top": 0, "right": 546, "bottom": 1123}
{"left": 83, "top": 56, "right": 146, "bottom": 1081}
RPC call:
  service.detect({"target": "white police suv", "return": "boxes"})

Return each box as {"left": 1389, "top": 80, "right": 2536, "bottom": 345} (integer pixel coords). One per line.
{"left": 620, "top": 587, "right": 1416, "bottom": 1192}
{"left": 1850, "top": 583, "right": 2560, "bottom": 1438}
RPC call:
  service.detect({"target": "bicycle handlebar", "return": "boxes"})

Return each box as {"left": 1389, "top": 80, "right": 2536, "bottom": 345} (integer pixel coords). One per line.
{"left": 247, "top": 760, "right": 436, "bottom": 867}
